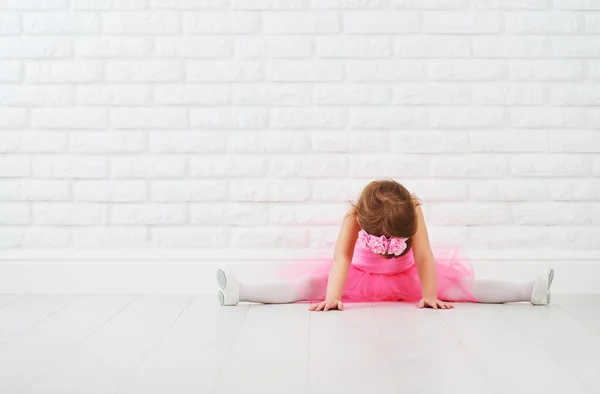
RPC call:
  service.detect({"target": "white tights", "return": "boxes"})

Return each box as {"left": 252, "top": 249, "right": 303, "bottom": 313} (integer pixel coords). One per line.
{"left": 238, "top": 276, "right": 534, "bottom": 304}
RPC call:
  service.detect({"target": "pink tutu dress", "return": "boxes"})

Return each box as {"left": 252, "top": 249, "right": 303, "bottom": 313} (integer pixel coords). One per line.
{"left": 280, "top": 239, "right": 476, "bottom": 303}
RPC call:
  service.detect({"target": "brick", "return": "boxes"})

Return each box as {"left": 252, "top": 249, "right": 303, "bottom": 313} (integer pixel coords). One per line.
{"left": 585, "top": 14, "right": 600, "bottom": 33}
{"left": 343, "top": 11, "right": 420, "bottom": 33}
{"left": 548, "top": 227, "right": 600, "bottom": 249}
{"left": 103, "top": 11, "right": 179, "bottom": 34}
{"left": 70, "top": 132, "right": 145, "bottom": 153}
{"left": 149, "top": 132, "right": 226, "bottom": 153}
{"left": 111, "top": 156, "right": 186, "bottom": 178}
{"left": 513, "top": 202, "right": 590, "bottom": 225}
{"left": 74, "top": 181, "right": 146, "bottom": 202}
{"left": 350, "top": 156, "right": 430, "bottom": 178}
{"left": 429, "top": 203, "right": 510, "bottom": 226}
{"left": 309, "top": 226, "right": 339, "bottom": 249}
{"left": 473, "top": 37, "right": 551, "bottom": 58}
{"left": 227, "top": 131, "right": 310, "bottom": 153}
{"left": 234, "top": 37, "right": 266, "bottom": 59}
{"left": 0, "top": 180, "right": 70, "bottom": 201}
{"left": 266, "top": 60, "right": 343, "bottom": 81}
{"left": 32, "top": 108, "right": 108, "bottom": 129}
{"left": 350, "top": 108, "right": 428, "bottom": 129}
{"left": 263, "top": 12, "right": 339, "bottom": 34}
{"left": 311, "top": 131, "right": 390, "bottom": 153}
{"left": 348, "top": 60, "right": 425, "bottom": 82}
{"left": 0, "top": 0, "right": 70, "bottom": 9}
{"left": 155, "top": 85, "right": 229, "bottom": 105}
{"left": 430, "top": 107, "right": 508, "bottom": 129}
{"left": 0, "top": 228, "right": 71, "bottom": 249}
{"left": 311, "top": 0, "right": 387, "bottom": 8}
{"left": 550, "top": 131, "right": 600, "bottom": 153}
{"left": 72, "top": 227, "right": 148, "bottom": 249}
{"left": 191, "top": 108, "right": 267, "bottom": 129}
{"left": 509, "top": 60, "right": 584, "bottom": 81}
{"left": 390, "top": 131, "right": 470, "bottom": 153}
{"left": 155, "top": 37, "right": 231, "bottom": 58}
{"left": 315, "top": 84, "right": 391, "bottom": 105}
{"left": 0, "top": 132, "right": 67, "bottom": 153}
{"left": 0, "top": 38, "right": 71, "bottom": 58}
{"left": 233, "top": 0, "right": 307, "bottom": 8}
{"left": 266, "top": 37, "right": 313, "bottom": 58}
{"left": 32, "top": 156, "right": 107, "bottom": 178}
{"left": 402, "top": 179, "right": 469, "bottom": 201}
{"left": 151, "top": 0, "right": 229, "bottom": 8}
{"left": 77, "top": 85, "right": 151, "bottom": 106}
{"left": 23, "top": 13, "right": 100, "bottom": 34}
{"left": 0, "top": 203, "right": 30, "bottom": 225}
{"left": 0, "top": 14, "right": 21, "bottom": 34}
{"left": 394, "top": 84, "right": 471, "bottom": 105}
{"left": 505, "top": 12, "right": 581, "bottom": 34}
{"left": 269, "top": 155, "right": 347, "bottom": 178}
{"left": 190, "top": 203, "right": 268, "bottom": 226}
{"left": 428, "top": 60, "right": 507, "bottom": 81}
{"left": 472, "top": 84, "right": 546, "bottom": 105}
{"left": 467, "top": 226, "right": 549, "bottom": 249}
{"left": 106, "top": 62, "right": 181, "bottom": 82}
{"left": 424, "top": 12, "right": 502, "bottom": 34}
{"left": 269, "top": 204, "right": 347, "bottom": 225}
{"left": 110, "top": 204, "right": 185, "bottom": 225}
{"left": 34, "top": 203, "right": 106, "bottom": 225}
{"left": 0, "top": 62, "right": 21, "bottom": 82}
{"left": 186, "top": 61, "right": 263, "bottom": 82}
{"left": 26, "top": 62, "right": 102, "bottom": 83}
{"left": 75, "top": 37, "right": 152, "bottom": 58}
{"left": 431, "top": 156, "right": 509, "bottom": 178}
{"left": 470, "top": 180, "right": 551, "bottom": 201}
{"left": 510, "top": 108, "right": 585, "bottom": 129}
{"left": 0, "top": 108, "right": 28, "bottom": 129}
{"left": 511, "top": 155, "right": 591, "bottom": 177}
{"left": 151, "top": 181, "right": 228, "bottom": 201}
{"left": 230, "top": 180, "right": 310, "bottom": 202}
{"left": 392, "top": 0, "right": 468, "bottom": 8}
{"left": 1, "top": 85, "right": 73, "bottom": 106}
{"left": 183, "top": 12, "right": 259, "bottom": 33}
{"left": 151, "top": 227, "right": 228, "bottom": 248}
{"left": 550, "top": 85, "right": 600, "bottom": 106}
{"left": 233, "top": 84, "right": 311, "bottom": 106}
{"left": 554, "top": 0, "right": 600, "bottom": 10}
{"left": 271, "top": 108, "right": 346, "bottom": 129}
{"left": 471, "top": 131, "right": 549, "bottom": 152}
{"left": 311, "top": 179, "right": 366, "bottom": 201}
{"left": 190, "top": 155, "right": 268, "bottom": 177}
{"left": 112, "top": 108, "right": 188, "bottom": 129}
{"left": 74, "top": 0, "right": 149, "bottom": 9}
{"left": 553, "top": 37, "right": 600, "bottom": 58}
{"left": 231, "top": 227, "right": 308, "bottom": 248}
{"left": 472, "top": 0, "right": 548, "bottom": 8}
{"left": 316, "top": 37, "right": 391, "bottom": 58}
{"left": 395, "top": 36, "right": 471, "bottom": 58}
{"left": 590, "top": 109, "right": 600, "bottom": 128}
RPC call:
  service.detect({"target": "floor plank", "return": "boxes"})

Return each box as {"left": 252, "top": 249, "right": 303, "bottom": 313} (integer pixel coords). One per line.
{"left": 0, "top": 294, "right": 21, "bottom": 309}
{"left": 309, "top": 302, "right": 398, "bottom": 394}
{"left": 374, "top": 302, "right": 491, "bottom": 394}
{"left": 119, "top": 297, "right": 249, "bottom": 394}
{"left": 0, "top": 295, "right": 134, "bottom": 393}
{"left": 212, "top": 302, "right": 310, "bottom": 394}
{"left": 0, "top": 295, "right": 78, "bottom": 345}
{"left": 554, "top": 294, "right": 600, "bottom": 334}
{"left": 23, "top": 296, "right": 192, "bottom": 394}
{"left": 442, "top": 303, "right": 592, "bottom": 394}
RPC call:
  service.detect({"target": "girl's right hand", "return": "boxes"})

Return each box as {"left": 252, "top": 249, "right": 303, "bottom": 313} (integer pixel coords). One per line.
{"left": 309, "top": 299, "right": 344, "bottom": 312}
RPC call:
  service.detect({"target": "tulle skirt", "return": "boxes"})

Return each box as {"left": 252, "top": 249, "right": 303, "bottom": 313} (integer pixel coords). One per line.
{"left": 279, "top": 247, "right": 476, "bottom": 303}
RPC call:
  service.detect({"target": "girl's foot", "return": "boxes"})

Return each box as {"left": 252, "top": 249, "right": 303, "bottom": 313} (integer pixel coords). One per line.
{"left": 216, "top": 267, "right": 240, "bottom": 306}
{"left": 530, "top": 268, "right": 555, "bottom": 305}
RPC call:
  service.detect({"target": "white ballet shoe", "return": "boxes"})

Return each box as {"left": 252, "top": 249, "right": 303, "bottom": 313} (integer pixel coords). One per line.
{"left": 530, "top": 268, "right": 554, "bottom": 306}
{"left": 216, "top": 267, "right": 239, "bottom": 306}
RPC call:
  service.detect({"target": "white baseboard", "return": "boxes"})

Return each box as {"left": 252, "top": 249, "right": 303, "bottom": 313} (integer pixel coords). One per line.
{"left": 1, "top": 249, "right": 599, "bottom": 294}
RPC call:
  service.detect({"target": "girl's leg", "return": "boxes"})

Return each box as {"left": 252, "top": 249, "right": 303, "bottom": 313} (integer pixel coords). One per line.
{"left": 459, "top": 277, "right": 534, "bottom": 303}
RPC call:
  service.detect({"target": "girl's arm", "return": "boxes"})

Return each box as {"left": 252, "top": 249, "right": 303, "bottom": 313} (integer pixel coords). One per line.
{"left": 412, "top": 204, "right": 453, "bottom": 309}
{"left": 310, "top": 209, "right": 360, "bottom": 311}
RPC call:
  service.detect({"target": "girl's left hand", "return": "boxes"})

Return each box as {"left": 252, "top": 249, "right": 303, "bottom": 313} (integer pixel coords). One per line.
{"left": 418, "top": 297, "right": 453, "bottom": 310}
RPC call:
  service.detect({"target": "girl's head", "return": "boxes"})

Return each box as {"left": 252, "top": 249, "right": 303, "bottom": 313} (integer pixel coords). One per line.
{"left": 354, "top": 180, "right": 418, "bottom": 240}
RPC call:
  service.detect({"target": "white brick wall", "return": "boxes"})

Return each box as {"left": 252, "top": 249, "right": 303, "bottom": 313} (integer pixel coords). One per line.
{"left": 1, "top": 1, "right": 599, "bottom": 254}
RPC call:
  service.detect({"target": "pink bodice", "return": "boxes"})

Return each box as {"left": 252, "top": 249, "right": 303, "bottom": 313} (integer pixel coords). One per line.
{"left": 351, "top": 243, "right": 415, "bottom": 275}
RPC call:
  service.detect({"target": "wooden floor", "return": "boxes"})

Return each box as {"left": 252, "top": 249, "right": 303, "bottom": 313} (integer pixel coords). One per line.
{"left": 0, "top": 295, "right": 599, "bottom": 394}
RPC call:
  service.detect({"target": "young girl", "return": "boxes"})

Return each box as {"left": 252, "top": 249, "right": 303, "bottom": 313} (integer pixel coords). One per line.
{"left": 216, "top": 180, "right": 554, "bottom": 311}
